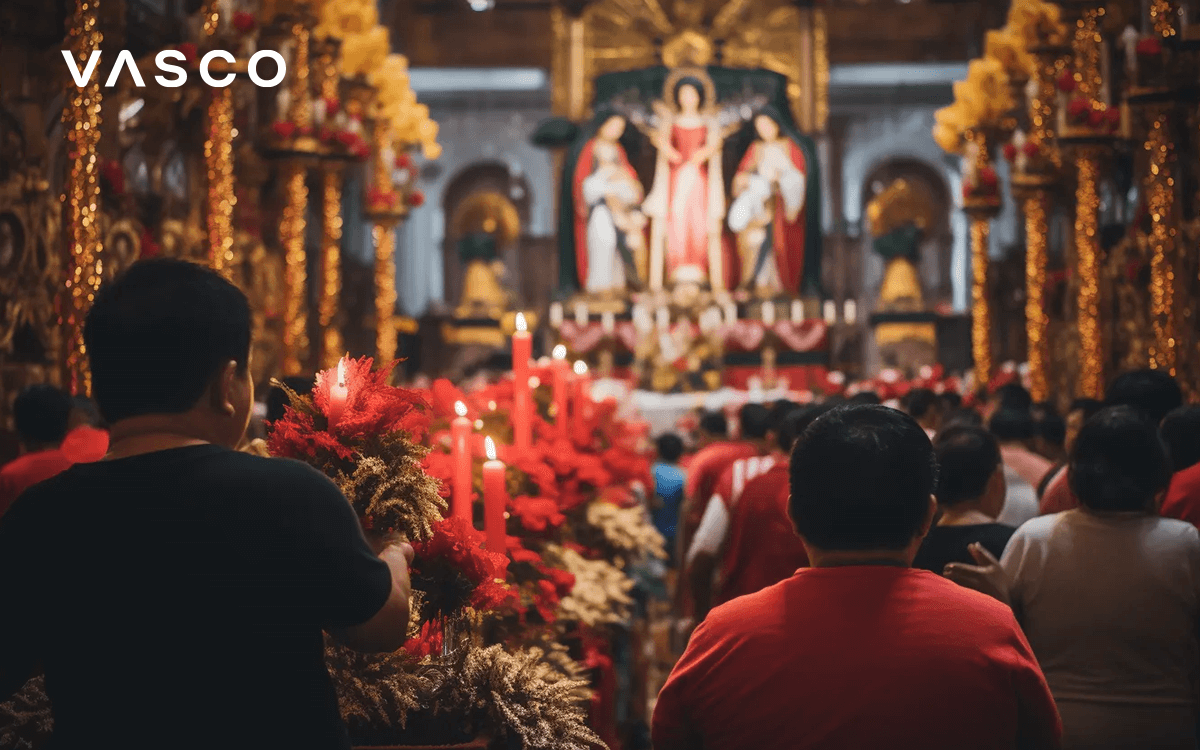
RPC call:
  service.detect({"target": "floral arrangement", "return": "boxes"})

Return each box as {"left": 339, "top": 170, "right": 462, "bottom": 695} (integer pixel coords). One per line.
{"left": 932, "top": 59, "right": 1014, "bottom": 156}
{"left": 1006, "top": 0, "right": 1066, "bottom": 48}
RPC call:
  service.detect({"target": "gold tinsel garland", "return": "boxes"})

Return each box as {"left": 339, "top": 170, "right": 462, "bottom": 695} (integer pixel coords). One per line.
{"left": 373, "top": 222, "right": 398, "bottom": 363}
{"left": 205, "top": 87, "right": 237, "bottom": 277}
{"left": 334, "top": 452, "right": 445, "bottom": 542}
{"left": 970, "top": 217, "right": 992, "bottom": 386}
{"left": 1024, "top": 195, "right": 1050, "bottom": 402}
{"left": 280, "top": 164, "right": 310, "bottom": 376}
{"left": 62, "top": 0, "right": 103, "bottom": 394}
{"left": 585, "top": 501, "right": 667, "bottom": 562}
{"left": 1150, "top": 0, "right": 1177, "bottom": 38}
{"left": 1146, "top": 108, "right": 1178, "bottom": 375}
{"left": 0, "top": 677, "right": 51, "bottom": 750}
{"left": 543, "top": 543, "right": 634, "bottom": 627}
{"left": 320, "top": 167, "right": 344, "bottom": 368}
{"left": 1074, "top": 148, "right": 1104, "bottom": 398}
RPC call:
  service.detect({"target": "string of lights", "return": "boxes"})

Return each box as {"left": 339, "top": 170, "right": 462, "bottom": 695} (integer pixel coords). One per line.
{"left": 1071, "top": 8, "right": 1103, "bottom": 104}
{"left": 204, "top": 87, "right": 236, "bottom": 277}
{"left": 1024, "top": 194, "right": 1050, "bottom": 402}
{"left": 280, "top": 164, "right": 310, "bottom": 376}
{"left": 320, "top": 167, "right": 344, "bottom": 368}
{"left": 61, "top": 0, "right": 103, "bottom": 395}
{"left": 1150, "top": 0, "right": 1177, "bottom": 38}
{"left": 1074, "top": 148, "right": 1104, "bottom": 398}
{"left": 373, "top": 222, "right": 398, "bottom": 363}
{"left": 970, "top": 217, "right": 992, "bottom": 387}
{"left": 1146, "top": 107, "right": 1178, "bottom": 375}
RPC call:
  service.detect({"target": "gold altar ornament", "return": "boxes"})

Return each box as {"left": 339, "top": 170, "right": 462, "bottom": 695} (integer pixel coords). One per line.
{"left": 1146, "top": 108, "right": 1178, "bottom": 375}
{"left": 205, "top": 87, "right": 237, "bottom": 277}
{"left": 320, "top": 168, "right": 344, "bottom": 368}
{"left": 62, "top": 0, "right": 104, "bottom": 395}
{"left": 1074, "top": 149, "right": 1104, "bottom": 398}
{"left": 280, "top": 165, "right": 310, "bottom": 376}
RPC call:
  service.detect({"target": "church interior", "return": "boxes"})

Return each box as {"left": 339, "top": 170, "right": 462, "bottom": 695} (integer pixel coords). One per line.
{"left": 1, "top": 0, "right": 1200, "bottom": 747}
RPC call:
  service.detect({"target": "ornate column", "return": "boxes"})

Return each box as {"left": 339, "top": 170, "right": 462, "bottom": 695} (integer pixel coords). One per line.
{"left": 366, "top": 119, "right": 408, "bottom": 363}
{"left": 62, "top": 0, "right": 104, "bottom": 394}
{"left": 962, "top": 129, "right": 1000, "bottom": 386}
{"left": 314, "top": 38, "right": 345, "bottom": 368}
{"left": 202, "top": 1, "right": 236, "bottom": 277}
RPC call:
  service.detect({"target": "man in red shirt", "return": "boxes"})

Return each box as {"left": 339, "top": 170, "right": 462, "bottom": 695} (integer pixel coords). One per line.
{"left": 1040, "top": 369, "right": 1182, "bottom": 516}
{"left": 653, "top": 404, "right": 1061, "bottom": 750}
{"left": 0, "top": 385, "right": 75, "bottom": 518}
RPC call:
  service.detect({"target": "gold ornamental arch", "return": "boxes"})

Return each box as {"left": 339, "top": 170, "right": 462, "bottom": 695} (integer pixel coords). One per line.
{"left": 450, "top": 191, "right": 522, "bottom": 246}
{"left": 550, "top": 0, "right": 828, "bottom": 133}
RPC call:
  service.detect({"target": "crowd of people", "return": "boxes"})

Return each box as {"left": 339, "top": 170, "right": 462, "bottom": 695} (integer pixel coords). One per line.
{"left": 648, "top": 370, "right": 1200, "bottom": 749}
{"left": 2, "top": 257, "right": 1200, "bottom": 750}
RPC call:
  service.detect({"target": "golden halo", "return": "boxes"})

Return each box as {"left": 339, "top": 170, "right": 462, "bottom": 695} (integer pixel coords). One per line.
{"left": 451, "top": 191, "right": 521, "bottom": 246}
{"left": 662, "top": 66, "right": 717, "bottom": 115}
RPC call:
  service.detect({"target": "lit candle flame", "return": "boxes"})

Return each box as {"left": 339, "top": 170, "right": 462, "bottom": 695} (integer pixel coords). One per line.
{"left": 485, "top": 436, "right": 497, "bottom": 461}
{"left": 573, "top": 360, "right": 588, "bottom": 376}
{"left": 552, "top": 344, "right": 567, "bottom": 360}
{"left": 455, "top": 400, "right": 467, "bottom": 417}
{"left": 336, "top": 357, "right": 346, "bottom": 388}
{"left": 515, "top": 312, "right": 527, "bottom": 333}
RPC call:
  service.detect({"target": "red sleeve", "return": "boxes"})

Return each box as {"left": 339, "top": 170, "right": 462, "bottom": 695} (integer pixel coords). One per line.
{"left": 1161, "top": 464, "right": 1200, "bottom": 528}
{"left": 1004, "top": 612, "right": 1063, "bottom": 749}
{"left": 1038, "top": 469, "right": 1078, "bottom": 516}
{"left": 652, "top": 616, "right": 719, "bottom": 750}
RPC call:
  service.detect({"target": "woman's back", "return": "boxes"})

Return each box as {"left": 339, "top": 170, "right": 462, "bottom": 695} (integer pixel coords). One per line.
{"left": 1003, "top": 509, "right": 1200, "bottom": 705}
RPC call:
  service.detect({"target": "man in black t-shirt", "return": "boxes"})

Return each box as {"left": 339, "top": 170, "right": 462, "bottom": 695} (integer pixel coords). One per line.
{"left": 0, "top": 259, "right": 414, "bottom": 750}
{"left": 913, "top": 425, "right": 1016, "bottom": 576}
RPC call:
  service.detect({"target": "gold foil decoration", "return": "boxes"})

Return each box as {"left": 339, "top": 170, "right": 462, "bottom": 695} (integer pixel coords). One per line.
{"left": 1024, "top": 195, "right": 1050, "bottom": 401}
{"left": 373, "top": 223, "right": 397, "bottom": 363}
{"left": 319, "top": 167, "right": 344, "bottom": 368}
{"left": 1071, "top": 8, "right": 1103, "bottom": 102}
{"left": 1145, "top": 108, "right": 1178, "bottom": 375}
{"left": 814, "top": 8, "right": 829, "bottom": 132}
{"left": 205, "top": 87, "right": 236, "bottom": 277}
{"left": 1074, "top": 148, "right": 1104, "bottom": 398}
{"left": 970, "top": 217, "right": 992, "bottom": 387}
{"left": 287, "top": 22, "right": 312, "bottom": 129}
{"left": 1150, "top": 0, "right": 1177, "bottom": 37}
{"left": 280, "top": 164, "right": 310, "bottom": 376}
{"left": 61, "top": 0, "right": 104, "bottom": 394}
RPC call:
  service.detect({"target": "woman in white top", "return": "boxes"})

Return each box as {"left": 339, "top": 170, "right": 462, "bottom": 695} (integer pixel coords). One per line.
{"left": 952, "top": 406, "right": 1199, "bottom": 749}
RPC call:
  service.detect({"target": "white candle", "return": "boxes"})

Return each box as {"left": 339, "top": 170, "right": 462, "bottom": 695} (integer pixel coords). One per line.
{"left": 790, "top": 299, "right": 804, "bottom": 323}
{"left": 1122, "top": 25, "right": 1140, "bottom": 74}
{"left": 313, "top": 97, "right": 327, "bottom": 128}
{"left": 549, "top": 302, "right": 563, "bottom": 327}
{"left": 761, "top": 301, "right": 776, "bottom": 326}
{"left": 601, "top": 311, "right": 615, "bottom": 333}
{"left": 844, "top": 300, "right": 857, "bottom": 326}
{"left": 724, "top": 301, "right": 737, "bottom": 326}
{"left": 656, "top": 307, "right": 670, "bottom": 330}
{"left": 823, "top": 300, "right": 836, "bottom": 324}
{"left": 276, "top": 88, "right": 291, "bottom": 123}
{"left": 574, "top": 303, "right": 588, "bottom": 327}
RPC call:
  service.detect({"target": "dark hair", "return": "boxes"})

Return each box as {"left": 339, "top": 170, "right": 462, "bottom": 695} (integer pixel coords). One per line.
{"left": 70, "top": 396, "right": 103, "bottom": 428}
{"left": 739, "top": 403, "right": 772, "bottom": 440}
{"left": 943, "top": 407, "right": 984, "bottom": 430}
{"left": 698, "top": 410, "right": 727, "bottom": 437}
{"left": 1105, "top": 369, "right": 1183, "bottom": 426}
{"left": 789, "top": 405, "right": 936, "bottom": 551}
{"left": 848, "top": 390, "right": 881, "bottom": 405}
{"left": 940, "top": 391, "right": 963, "bottom": 411}
{"left": 992, "top": 383, "right": 1033, "bottom": 412}
{"left": 1161, "top": 405, "right": 1200, "bottom": 473}
{"left": 656, "top": 432, "right": 684, "bottom": 464}
{"left": 1069, "top": 397, "right": 1104, "bottom": 421}
{"left": 1069, "top": 406, "right": 1171, "bottom": 512}
{"left": 266, "top": 376, "right": 314, "bottom": 424}
{"left": 779, "top": 403, "right": 834, "bottom": 454}
{"left": 933, "top": 426, "right": 1001, "bottom": 507}
{"left": 84, "top": 258, "right": 251, "bottom": 424}
{"left": 1035, "top": 410, "right": 1066, "bottom": 447}
{"left": 989, "top": 407, "right": 1035, "bottom": 442}
{"left": 904, "top": 388, "right": 940, "bottom": 420}
{"left": 13, "top": 384, "right": 72, "bottom": 446}
{"left": 673, "top": 77, "right": 707, "bottom": 109}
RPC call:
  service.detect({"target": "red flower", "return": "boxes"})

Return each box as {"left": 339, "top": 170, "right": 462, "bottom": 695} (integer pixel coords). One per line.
{"left": 177, "top": 43, "right": 197, "bottom": 64}
{"left": 323, "top": 97, "right": 340, "bottom": 116}
{"left": 367, "top": 187, "right": 399, "bottom": 210}
{"left": 319, "top": 127, "right": 335, "bottom": 143}
{"left": 395, "top": 152, "right": 413, "bottom": 170}
{"left": 101, "top": 160, "right": 125, "bottom": 196}
{"left": 1136, "top": 36, "right": 1163, "bottom": 56}
{"left": 1086, "top": 107, "right": 1106, "bottom": 128}
{"left": 232, "top": 11, "right": 256, "bottom": 33}
{"left": 406, "top": 190, "right": 425, "bottom": 208}
{"left": 508, "top": 538, "right": 543, "bottom": 565}
{"left": 1020, "top": 140, "right": 1039, "bottom": 158}
{"left": 412, "top": 516, "right": 510, "bottom": 615}
{"left": 978, "top": 166, "right": 998, "bottom": 190}
{"left": 140, "top": 226, "right": 160, "bottom": 259}
{"left": 267, "top": 408, "right": 358, "bottom": 463}
{"left": 1002, "top": 143, "right": 1017, "bottom": 162}
{"left": 403, "top": 619, "right": 443, "bottom": 659}
{"left": 431, "top": 378, "right": 471, "bottom": 418}
{"left": 313, "top": 356, "right": 431, "bottom": 440}
{"left": 298, "top": 125, "right": 313, "bottom": 137}
{"left": 1105, "top": 106, "right": 1122, "bottom": 129}
{"left": 1056, "top": 70, "right": 1076, "bottom": 93}
{"left": 543, "top": 566, "right": 576, "bottom": 598}
{"left": 510, "top": 495, "right": 566, "bottom": 532}
{"left": 272, "top": 121, "right": 296, "bottom": 139}
{"left": 336, "top": 130, "right": 359, "bottom": 147}
{"left": 532, "top": 578, "right": 560, "bottom": 622}
{"left": 421, "top": 450, "right": 454, "bottom": 498}
{"left": 1066, "top": 97, "right": 1091, "bottom": 123}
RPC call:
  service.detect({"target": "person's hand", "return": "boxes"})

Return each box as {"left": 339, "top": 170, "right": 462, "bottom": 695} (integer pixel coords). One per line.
{"left": 943, "top": 543, "right": 1011, "bottom": 606}
{"left": 379, "top": 541, "right": 415, "bottom": 599}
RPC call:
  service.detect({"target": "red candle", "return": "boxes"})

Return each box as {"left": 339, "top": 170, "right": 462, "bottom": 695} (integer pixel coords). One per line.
{"left": 551, "top": 344, "right": 570, "bottom": 439}
{"left": 450, "top": 401, "right": 472, "bottom": 522}
{"left": 481, "top": 436, "right": 508, "bottom": 553}
{"left": 511, "top": 312, "right": 532, "bottom": 453}
{"left": 327, "top": 357, "right": 349, "bottom": 427}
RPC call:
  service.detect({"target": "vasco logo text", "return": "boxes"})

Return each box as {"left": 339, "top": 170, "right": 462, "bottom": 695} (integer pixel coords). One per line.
{"left": 62, "top": 50, "right": 286, "bottom": 88}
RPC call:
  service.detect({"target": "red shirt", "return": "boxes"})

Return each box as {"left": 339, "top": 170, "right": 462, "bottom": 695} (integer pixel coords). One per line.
{"left": 0, "top": 449, "right": 73, "bottom": 519}
{"left": 653, "top": 567, "right": 1062, "bottom": 750}
{"left": 1160, "top": 462, "right": 1200, "bottom": 527}
{"left": 718, "top": 463, "right": 808, "bottom": 605}
{"left": 682, "top": 441, "right": 759, "bottom": 532}
{"left": 1039, "top": 466, "right": 1078, "bottom": 515}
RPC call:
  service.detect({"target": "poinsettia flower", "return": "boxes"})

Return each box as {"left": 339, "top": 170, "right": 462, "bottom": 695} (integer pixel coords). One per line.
{"left": 272, "top": 121, "right": 296, "bottom": 139}
{"left": 431, "top": 378, "right": 471, "bottom": 418}
{"left": 406, "top": 190, "right": 425, "bottom": 208}
{"left": 1066, "top": 98, "right": 1091, "bottom": 123}
{"left": 411, "top": 516, "right": 510, "bottom": 616}
{"left": 532, "top": 579, "right": 560, "bottom": 622}
{"left": 1021, "top": 141, "right": 1040, "bottom": 158}
{"left": 510, "top": 495, "right": 565, "bottom": 532}
{"left": 421, "top": 450, "right": 455, "bottom": 499}
{"left": 232, "top": 11, "right": 256, "bottom": 33}
{"left": 1104, "top": 107, "right": 1122, "bottom": 129}
{"left": 507, "top": 538, "right": 543, "bottom": 565}
{"left": 1056, "top": 69, "right": 1076, "bottom": 93}
{"left": 267, "top": 408, "right": 357, "bottom": 463}
{"left": 542, "top": 566, "right": 576, "bottom": 598}
{"left": 1002, "top": 142, "right": 1017, "bottom": 161}
{"left": 312, "top": 357, "right": 431, "bottom": 440}
{"left": 403, "top": 619, "right": 443, "bottom": 659}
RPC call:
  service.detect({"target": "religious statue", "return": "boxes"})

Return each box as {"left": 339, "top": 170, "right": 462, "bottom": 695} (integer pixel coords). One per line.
{"left": 727, "top": 106, "right": 809, "bottom": 297}
{"left": 641, "top": 68, "right": 728, "bottom": 292}
{"left": 866, "top": 179, "right": 936, "bottom": 368}
{"left": 572, "top": 108, "right": 647, "bottom": 295}
{"left": 454, "top": 232, "right": 512, "bottom": 321}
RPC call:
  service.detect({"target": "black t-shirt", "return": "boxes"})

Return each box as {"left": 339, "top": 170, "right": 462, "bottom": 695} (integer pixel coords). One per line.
{"left": 911, "top": 523, "right": 1016, "bottom": 574}
{"left": 0, "top": 445, "right": 392, "bottom": 750}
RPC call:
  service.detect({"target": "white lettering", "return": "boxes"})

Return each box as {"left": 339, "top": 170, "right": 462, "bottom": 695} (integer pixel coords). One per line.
{"left": 200, "top": 50, "right": 236, "bottom": 87}
{"left": 248, "top": 50, "right": 286, "bottom": 87}
{"left": 155, "top": 50, "right": 187, "bottom": 88}
{"left": 62, "top": 50, "right": 102, "bottom": 87}
{"left": 105, "top": 50, "right": 145, "bottom": 87}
